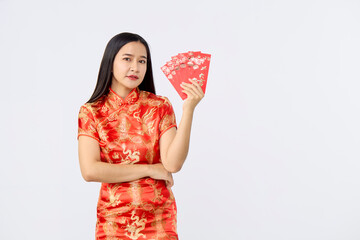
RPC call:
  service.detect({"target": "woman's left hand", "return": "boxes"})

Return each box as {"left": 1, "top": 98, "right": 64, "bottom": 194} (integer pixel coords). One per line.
{"left": 181, "top": 79, "right": 205, "bottom": 112}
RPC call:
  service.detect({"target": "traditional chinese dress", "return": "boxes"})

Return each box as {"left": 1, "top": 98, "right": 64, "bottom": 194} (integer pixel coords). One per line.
{"left": 77, "top": 86, "right": 178, "bottom": 239}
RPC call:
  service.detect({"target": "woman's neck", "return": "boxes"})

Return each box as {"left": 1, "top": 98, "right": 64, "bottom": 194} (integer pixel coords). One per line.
{"left": 110, "top": 83, "right": 133, "bottom": 99}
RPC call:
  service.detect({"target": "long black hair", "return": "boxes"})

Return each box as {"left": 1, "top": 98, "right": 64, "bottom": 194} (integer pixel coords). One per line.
{"left": 87, "top": 32, "right": 156, "bottom": 103}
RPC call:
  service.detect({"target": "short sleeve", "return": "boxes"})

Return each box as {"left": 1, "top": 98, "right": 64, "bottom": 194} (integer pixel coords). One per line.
{"left": 77, "top": 104, "right": 100, "bottom": 142}
{"left": 159, "top": 97, "right": 177, "bottom": 138}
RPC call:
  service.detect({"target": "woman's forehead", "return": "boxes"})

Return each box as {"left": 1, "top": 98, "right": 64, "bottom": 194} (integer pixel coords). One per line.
{"left": 119, "top": 41, "right": 147, "bottom": 57}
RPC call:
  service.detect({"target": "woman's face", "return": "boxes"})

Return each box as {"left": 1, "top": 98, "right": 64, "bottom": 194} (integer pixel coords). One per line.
{"left": 111, "top": 41, "right": 147, "bottom": 96}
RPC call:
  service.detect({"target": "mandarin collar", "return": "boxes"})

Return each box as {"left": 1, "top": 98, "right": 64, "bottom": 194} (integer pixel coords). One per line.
{"left": 108, "top": 86, "right": 140, "bottom": 107}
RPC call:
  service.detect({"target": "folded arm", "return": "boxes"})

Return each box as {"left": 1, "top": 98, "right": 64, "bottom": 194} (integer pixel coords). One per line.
{"left": 78, "top": 136, "right": 174, "bottom": 187}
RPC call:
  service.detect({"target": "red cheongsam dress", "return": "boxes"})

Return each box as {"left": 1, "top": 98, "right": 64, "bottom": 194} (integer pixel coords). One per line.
{"left": 77, "top": 86, "right": 178, "bottom": 240}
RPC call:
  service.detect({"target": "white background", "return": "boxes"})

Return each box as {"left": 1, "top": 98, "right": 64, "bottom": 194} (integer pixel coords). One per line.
{"left": 1, "top": 0, "right": 360, "bottom": 239}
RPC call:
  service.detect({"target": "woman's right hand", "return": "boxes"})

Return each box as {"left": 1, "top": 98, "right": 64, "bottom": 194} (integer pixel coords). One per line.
{"left": 148, "top": 163, "right": 174, "bottom": 187}
{"left": 181, "top": 79, "right": 204, "bottom": 113}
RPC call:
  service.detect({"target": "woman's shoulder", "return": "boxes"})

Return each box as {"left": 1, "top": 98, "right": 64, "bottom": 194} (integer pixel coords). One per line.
{"left": 139, "top": 90, "right": 172, "bottom": 105}
{"left": 78, "top": 96, "right": 107, "bottom": 116}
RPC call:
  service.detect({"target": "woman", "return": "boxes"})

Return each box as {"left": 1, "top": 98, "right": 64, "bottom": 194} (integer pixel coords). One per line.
{"left": 77, "top": 32, "right": 204, "bottom": 239}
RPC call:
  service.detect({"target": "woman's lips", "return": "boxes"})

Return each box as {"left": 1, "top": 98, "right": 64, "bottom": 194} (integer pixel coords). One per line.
{"left": 127, "top": 76, "right": 139, "bottom": 80}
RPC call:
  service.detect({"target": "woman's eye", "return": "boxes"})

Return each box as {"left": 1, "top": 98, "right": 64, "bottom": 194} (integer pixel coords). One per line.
{"left": 123, "top": 58, "right": 131, "bottom": 61}
{"left": 140, "top": 60, "right": 146, "bottom": 64}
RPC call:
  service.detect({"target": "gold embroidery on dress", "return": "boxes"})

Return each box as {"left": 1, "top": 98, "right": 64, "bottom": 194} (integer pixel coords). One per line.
{"left": 168, "top": 187, "right": 175, "bottom": 200}
{"left": 128, "top": 181, "right": 142, "bottom": 207}
{"left": 128, "top": 102, "right": 140, "bottom": 112}
{"left": 102, "top": 204, "right": 132, "bottom": 218}
{"left": 130, "top": 135, "right": 143, "bottom": 144}
{"left": 171, "top": 202, "right": 177, "bottom": 232}
{"left": 118, "top": 113, "right": 131, "bottom": 133}
{"left": 132, "top": 110, "right": 141, "bottom": 122}
{"left": 101, "top": 106, "right": 108, "bottom": 114}
{"left": 82, "top": 88, "right": 179, "bottom": 239}
{"left": 145, "top": 149, "right": 154, "bottom": 164}
{"left": 118, "top": 132, "right": 130, "bottom": 141}
{"left": 153, "top": 207, "right": 168, "bottom": 239}
{"left": 112, "top": 152, "right": 120, "bottom": 159}
{"left": 105, "top": 237, "right": 119, "bottom": 240}
{"left": 106, "top": 184, "right": 122, "bottom": 207}
{"left": 142, "top": 202, "right": 155, "bottom": 212}
{"left": 149, "top": 99, "right": 162, "bottom": 107}
{"left": 95, "top": 218, "right": 100, "bottom": 235}
{"left": 98, "top": 129, "right": 107, "bottom": 141}
{"left": 124, "top": 210, "right": 147, "bottom": 240}
{"left": 120, "top": 143, "right": 140, "bottom": 164}
{"left": 143, "top": 139, "right": 155, "bottom": 164}
{"left": 148, "top": 179, "right": 163, "bottom": 203}
{"left": 107, "top": 113, "right": 117, "bottom": 122}
{"left": 141, "top": 107, "right": 157, "bottom": 135}
{"left": 103, "top": 220, "right": 119, "bottom": 236}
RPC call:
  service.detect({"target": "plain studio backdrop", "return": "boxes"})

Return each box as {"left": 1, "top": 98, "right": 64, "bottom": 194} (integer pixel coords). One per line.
{"left": 1, "top": 0, "right": 359, "bottom": 239}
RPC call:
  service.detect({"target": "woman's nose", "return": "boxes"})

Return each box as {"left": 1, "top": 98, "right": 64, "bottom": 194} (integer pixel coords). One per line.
{"left": 130, "top": 61, "right": 139, "bottom": 72}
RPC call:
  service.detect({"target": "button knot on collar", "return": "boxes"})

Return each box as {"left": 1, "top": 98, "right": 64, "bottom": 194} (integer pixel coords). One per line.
{"left": 108, "top": 87, "right": 140, "bottom": 107}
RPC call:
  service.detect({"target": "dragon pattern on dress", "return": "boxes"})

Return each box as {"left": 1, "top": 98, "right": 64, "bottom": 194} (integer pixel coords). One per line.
{"left": 78, "top": 87, "right": 178, "bottom": 239}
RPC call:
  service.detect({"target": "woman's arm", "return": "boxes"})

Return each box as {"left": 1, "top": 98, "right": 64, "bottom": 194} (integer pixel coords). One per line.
{"left": 160, "top": 79, "right": 204, "bottom": 173}
{"left": 78, "top": 136, "right": 174, "bottom": 186}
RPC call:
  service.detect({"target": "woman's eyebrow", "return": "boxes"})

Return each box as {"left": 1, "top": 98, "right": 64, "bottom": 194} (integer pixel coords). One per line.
{"left": 122, "top": 53, "right": 147, "bottom": 59}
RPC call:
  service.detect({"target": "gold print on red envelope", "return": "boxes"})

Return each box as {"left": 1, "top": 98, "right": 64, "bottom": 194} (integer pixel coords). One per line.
{"left": 161, "top": 51, "right": 211, "bottom": 100}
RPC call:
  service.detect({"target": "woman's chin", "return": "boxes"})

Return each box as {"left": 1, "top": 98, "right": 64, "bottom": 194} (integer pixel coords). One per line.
{"left": 125, "top": 79, "right": 143, "bottom": 88}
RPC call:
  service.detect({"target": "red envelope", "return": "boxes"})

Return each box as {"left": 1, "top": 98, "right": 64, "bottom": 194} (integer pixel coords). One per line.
{"left": 188, "top": 52, "right": 211, "bottom": 94}
{"left": 161, "top": 51, "right": 211, "bottom": 100}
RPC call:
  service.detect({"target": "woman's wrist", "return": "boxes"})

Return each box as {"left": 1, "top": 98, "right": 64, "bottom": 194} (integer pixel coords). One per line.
{"left": 182, "top": 107, "right": 195, "bottom": 116}
{"left": 145, "top": 164, "right": 153, "bottom": 177}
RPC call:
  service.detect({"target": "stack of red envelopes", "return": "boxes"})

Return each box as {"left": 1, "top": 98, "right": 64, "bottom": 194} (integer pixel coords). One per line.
{"left": 161, "top": 51, "right": 211, "bottom": 100}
